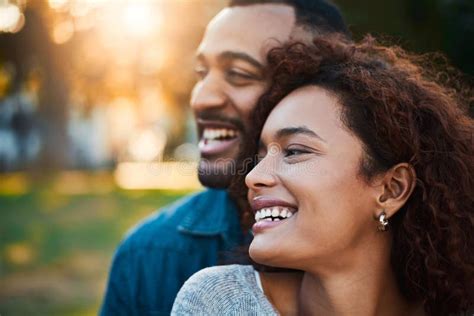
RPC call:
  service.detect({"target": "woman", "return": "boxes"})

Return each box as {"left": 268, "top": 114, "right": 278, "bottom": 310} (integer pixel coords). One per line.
{"left": 172, "top": 35, "right": 473, "bottom": 315}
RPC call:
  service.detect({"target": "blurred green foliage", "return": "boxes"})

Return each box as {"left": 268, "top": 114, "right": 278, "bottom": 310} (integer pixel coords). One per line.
{"left": 338, "top": 0, "right": 474, "bottom": 75}
{"left": 0, "top": 172, "right": 188, "bottom": 316}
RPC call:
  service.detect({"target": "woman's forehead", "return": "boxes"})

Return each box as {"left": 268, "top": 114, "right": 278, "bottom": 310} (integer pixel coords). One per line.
{"left": 261, "top": 86, "right": 340, "bottom": 140}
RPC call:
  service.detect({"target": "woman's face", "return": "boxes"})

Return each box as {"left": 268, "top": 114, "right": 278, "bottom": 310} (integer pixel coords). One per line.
{"left": 246, "top": 85, "right": 383, "bottom": 272}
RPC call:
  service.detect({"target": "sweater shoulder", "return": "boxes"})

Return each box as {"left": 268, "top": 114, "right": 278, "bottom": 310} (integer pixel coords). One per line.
{"left": 180, "top": 264, "right": 255, "bottom": 293}
{"left": 172, "top": 265, "right": 274, "bottom": 315}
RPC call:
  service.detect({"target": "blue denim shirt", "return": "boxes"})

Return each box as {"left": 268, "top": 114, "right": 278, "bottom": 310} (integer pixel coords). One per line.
{"left": 100, "top": 189, "right": 244, "bottom": 316}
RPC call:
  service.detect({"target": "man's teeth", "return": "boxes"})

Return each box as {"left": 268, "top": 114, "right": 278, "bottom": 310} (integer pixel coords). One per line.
{"left": 203, "top": 128, "right": 237, "bottom": 140}
{"left": 254, "top": 207, "right": 294, "bottom": 222}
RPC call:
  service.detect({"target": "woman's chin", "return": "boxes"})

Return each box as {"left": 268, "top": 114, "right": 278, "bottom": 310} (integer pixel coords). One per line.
{"left": 249, "top": 242, "right": 267, "bottom": 263}
{"left": 249, "top": 240, "right": 281, "bottom": 267}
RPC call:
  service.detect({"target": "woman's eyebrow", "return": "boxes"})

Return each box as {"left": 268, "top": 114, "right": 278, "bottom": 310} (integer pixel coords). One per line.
{"left": 275, "top": 126, "right": 327, "bottom": 143}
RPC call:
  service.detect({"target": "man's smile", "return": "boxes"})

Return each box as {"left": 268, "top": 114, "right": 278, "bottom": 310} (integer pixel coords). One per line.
{"left": 197, "top": 119, "right": 241, "bottom": 157}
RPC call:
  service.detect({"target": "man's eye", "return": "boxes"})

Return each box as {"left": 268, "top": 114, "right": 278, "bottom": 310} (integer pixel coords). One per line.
{"left": 228, "top": 70, "right": 252, "bottom": 78}
{"left": 194, "top": 66, "right": 208, "bottom": 79}
{"left": 226, "top": 69, "right": 255, "bottom": 84}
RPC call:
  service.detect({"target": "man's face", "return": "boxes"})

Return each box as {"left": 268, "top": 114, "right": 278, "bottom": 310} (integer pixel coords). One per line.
{"left": 192, "top": 4, "right": 295, "bottom": 188}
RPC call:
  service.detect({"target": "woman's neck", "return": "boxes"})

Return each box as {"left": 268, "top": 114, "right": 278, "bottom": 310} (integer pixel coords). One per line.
{"left": 299, "top": 270, "right": 416, "bottom": 315}
{"left": 260, "top": 267, "right": 423, "bottom": 316}
{"left": 296, "top": 240, "right": 423, "bottom": 316}
{"left": 260, "top": 270, "right": 303, "bottom": 315}
{"left": 260, "top": 235, "right": 425, "bottom": 316}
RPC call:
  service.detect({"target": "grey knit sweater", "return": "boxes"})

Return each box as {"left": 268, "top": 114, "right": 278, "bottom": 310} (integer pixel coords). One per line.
{"left": 171, "top": 264, "right": 278, "bottom": 315}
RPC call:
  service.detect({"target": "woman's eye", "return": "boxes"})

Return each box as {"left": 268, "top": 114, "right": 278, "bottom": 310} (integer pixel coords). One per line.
{"left": 284, "top": 148, "right": 309, "bottom": 157}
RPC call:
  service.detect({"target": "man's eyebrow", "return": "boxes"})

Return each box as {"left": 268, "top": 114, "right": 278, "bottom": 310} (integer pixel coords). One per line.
{"left": 275, "top": 126, "right": 327, "bottom": 143}
{"left": 196, "top": 51, "right": 264, "bottom": 71}
{"left": 195, "top": 53, "right": 206, "bottom": 63}
{"left": 219, "top": 51, "right": 264, "bottom": 70}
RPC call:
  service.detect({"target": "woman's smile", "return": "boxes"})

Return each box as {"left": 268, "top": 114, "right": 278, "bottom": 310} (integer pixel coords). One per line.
{"left": 250, "top": 196, "right": 298, "bottom": 233}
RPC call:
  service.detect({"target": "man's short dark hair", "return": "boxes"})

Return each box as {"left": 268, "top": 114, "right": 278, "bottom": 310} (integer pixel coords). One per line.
{"left": 229, "top": 0, "right": 350, "bottom": 37}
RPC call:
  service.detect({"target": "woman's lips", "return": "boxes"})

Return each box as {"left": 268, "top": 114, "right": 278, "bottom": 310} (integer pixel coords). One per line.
{"left": 250, "top": 198, "right": 298, "bottom": 234}
{"left": 252, "top": 214, "right": 295, "bottom": 234}
{"left": 252, "top": 219, "right": 286, "bottom": 233}
{"left": 249, "top": 197, "right": 298, "bottom": 213}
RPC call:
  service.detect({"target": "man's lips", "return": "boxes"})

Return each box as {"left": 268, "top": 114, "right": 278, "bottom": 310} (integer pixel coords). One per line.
{"left": 197, "top": 119, "right": 240, "bottom": 157}
{"left": 197, "top": 118, "right": 239, "bottom": 131}
{"left": 198, "top": 137, "right": 239, "bottom": 156}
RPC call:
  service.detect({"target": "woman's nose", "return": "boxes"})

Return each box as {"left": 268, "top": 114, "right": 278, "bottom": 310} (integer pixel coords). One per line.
{"left": 245, "top": 156, "right": 278, "bottom": 191}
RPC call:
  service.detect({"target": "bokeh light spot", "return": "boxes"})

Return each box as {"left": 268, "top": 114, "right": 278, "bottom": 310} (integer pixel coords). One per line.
{"left": 5, "top": 242, "right": 36, "bottom": 266}
{"left": 52, "top": 19, "right": 75, "bottom": 44}
{"left": 0, "top": 4, "right": 23, "bottom": 33}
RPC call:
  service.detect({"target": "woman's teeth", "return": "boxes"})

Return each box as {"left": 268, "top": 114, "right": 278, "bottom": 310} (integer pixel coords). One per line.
{"left": 203, "top": 128, "right": 238, "bottom": 141}
{"left": 254, "top": 207, "right": 294, "bottom": 222}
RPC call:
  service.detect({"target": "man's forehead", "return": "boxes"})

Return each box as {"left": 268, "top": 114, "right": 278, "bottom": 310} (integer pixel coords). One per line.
{"left": 209, "top": 4, "right": 295, "bottom": 29}
{"left": 198, "top": 4, "right": 295, "bottom": 63}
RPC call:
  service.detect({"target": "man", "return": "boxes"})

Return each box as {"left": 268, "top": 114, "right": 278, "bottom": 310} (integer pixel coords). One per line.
{"left": 101, "top": 1, "right": 349, "bottom": 315}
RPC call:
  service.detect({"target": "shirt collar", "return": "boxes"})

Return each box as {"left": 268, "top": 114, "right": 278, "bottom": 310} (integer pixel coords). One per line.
{"left": 177, "top": 188, "right": 240, "bottom": 237}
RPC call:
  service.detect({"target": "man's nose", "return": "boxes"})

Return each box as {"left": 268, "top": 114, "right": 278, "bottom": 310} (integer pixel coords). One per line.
{"left": 190, "top": 75, "right": 227, "bottom": 112}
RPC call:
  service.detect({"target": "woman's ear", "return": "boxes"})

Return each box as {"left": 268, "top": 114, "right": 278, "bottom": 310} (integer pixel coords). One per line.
{"left": 376, "top": 163, "right": 416, "bottom": 218}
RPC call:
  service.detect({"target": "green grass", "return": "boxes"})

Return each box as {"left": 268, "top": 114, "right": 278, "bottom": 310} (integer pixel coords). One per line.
{"left": 0, "top": 172, "right": 190, "bottom": 316}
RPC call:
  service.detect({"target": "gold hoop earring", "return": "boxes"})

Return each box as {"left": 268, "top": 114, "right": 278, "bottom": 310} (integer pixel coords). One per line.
{"left": 375, "top": 211, "right": 389, "bottom": 232}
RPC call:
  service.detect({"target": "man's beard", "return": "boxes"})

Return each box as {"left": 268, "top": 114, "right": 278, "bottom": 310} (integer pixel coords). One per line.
{"left": 197, "top": 158, "right": 237, "bottom": 189}
{"left": 194, "top": 110, "right": 248, "bottom": 189}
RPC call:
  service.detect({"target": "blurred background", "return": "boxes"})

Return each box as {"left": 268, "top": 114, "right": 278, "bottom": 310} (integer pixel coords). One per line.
{"left": 0, "top": 0, "right": 472, "bottom": 315}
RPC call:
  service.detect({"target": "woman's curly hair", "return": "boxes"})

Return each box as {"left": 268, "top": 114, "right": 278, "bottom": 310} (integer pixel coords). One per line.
{"left": 230, "top": 35, "right": 474, "bottom": 315}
